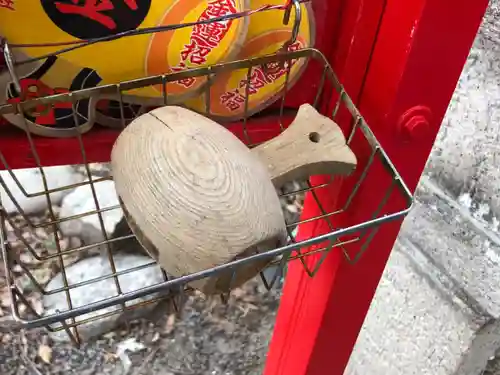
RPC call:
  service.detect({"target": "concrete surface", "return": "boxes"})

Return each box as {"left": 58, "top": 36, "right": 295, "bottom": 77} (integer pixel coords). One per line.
{"left": 345, "top": 242, "right": 485, "bottom": 375}
{"left": 346, "top": 4, "right": 500, "bottom": 374}
{"left": 428, "top": 22, "right": 500, "bottom": 214}
{"left": 346, "top": 181, "right": 500, "bottom": 375}
{"left": 404, "top": 178, "right": 500, "bottom": 320}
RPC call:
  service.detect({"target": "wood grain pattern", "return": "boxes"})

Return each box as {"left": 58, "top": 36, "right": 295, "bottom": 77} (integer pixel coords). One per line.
{"left": 111, "top": 106, "right": 287, "bottom": 294}
{"left": 111, "top": 104, "right": 357, "bottom": 295}
{"left": 252, "top": 104, "right": 357, "bottom": 188}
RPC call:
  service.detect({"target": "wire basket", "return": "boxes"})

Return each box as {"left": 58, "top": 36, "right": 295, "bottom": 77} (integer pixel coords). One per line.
{"left": 0, "top": 46, "right": 413, "bottom": 345}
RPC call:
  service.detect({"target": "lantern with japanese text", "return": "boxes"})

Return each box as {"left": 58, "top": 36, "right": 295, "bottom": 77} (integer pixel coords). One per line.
{"left": 0, "top": 49, "right": 149, "bottom": 136}
{"left": 0, "top": 49, "right": 100, "bottom": 136}
{"left": 184, "top": 0, "right": 314, "bottom": 120}
{"left": 0, "top": 0, "right": 249, "bottom": 104}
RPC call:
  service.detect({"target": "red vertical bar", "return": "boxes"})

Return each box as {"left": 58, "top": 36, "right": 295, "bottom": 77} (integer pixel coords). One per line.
{"left": 264, "top": 0, "right": 386, "bottom": 372}
{"left": 264, "top": 1, "right": 488, "bottom": 375}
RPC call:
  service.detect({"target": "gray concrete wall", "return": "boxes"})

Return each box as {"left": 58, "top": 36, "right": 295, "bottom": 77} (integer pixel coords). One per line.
{"left": 346, "top": 4, "right": 500, "bottom": 375}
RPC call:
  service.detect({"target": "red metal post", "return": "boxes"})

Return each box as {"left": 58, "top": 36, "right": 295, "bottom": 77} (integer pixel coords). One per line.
{"left": 264, "top": 1, "right": 488, "bottom": 374}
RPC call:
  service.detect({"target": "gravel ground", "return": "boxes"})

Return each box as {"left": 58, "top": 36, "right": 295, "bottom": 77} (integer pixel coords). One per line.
{"left": 0, "top": 279, "right": 282, "bottom": 375}
{"left": 0, "top": 169, "right": 305, "bottom": 375}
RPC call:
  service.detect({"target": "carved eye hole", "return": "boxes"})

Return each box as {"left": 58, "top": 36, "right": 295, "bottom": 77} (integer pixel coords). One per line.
{"left": 309, "top": 132, "right": 320, "bottom": 143}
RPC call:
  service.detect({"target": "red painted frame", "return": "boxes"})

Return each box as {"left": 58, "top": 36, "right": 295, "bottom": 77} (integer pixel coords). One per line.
{"left": 264, "top": 0, "right": 488, "bottom": 374}
{"left": 0, "top": 0, "right": 489, "bottom": 373}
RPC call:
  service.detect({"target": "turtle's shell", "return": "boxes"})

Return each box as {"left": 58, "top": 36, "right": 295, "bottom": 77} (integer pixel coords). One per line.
{"left": 111, "top": 105, "right": 287, "bottom": 294}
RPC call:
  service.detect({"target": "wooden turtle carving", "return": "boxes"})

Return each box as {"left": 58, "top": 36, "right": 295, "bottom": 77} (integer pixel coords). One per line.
{"left": 111, "top": 104, "right": 356, "bottom": 294}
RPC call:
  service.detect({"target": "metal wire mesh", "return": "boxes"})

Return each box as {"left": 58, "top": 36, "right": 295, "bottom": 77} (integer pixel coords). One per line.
{"left": 0, "top": 47, "right": 413, "bottom": 345}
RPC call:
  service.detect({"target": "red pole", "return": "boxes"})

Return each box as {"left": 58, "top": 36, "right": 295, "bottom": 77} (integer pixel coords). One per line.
{"left": 264, "top": 1, "right": 488, "bottom": 374}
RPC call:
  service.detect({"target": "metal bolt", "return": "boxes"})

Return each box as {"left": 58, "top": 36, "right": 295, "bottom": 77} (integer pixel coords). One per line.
{"left": 397, "top": 106, "right": 432, "bottom": 141}
{"left": 404, "top": 115, "right": 429, "bottom": 139}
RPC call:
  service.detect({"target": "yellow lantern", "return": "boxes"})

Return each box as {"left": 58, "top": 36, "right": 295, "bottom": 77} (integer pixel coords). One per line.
{"left": 0, "top": 0, "right": 249, "bottom": 104}
{"left": 184, "top": 0, "right": 314, "bottom": 120}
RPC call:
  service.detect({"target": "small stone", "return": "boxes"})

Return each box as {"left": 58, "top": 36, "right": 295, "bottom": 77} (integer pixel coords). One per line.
{"left": 165, "top": 314, "right": 176, "bottom": 334}
{"left": 12, "top": 264, "right": 22, "bottom": 273}
{"left": 29, "top": 295, "right": 43, "bottom": 315}
{"left": 104, "top": 331, "right": 117, "bottom": 339}
{"left": 18, "top": 303, "right": 27, "bottom": 316}
{"left": 0, "top": 290, "right": 10, "bottom": 308}
{"left": 32, "top": 267, "right": 54, "bottom": 288}
{"left": 115, "top": 337, "right": 146, "bottom": 373}
{"left": 0, "top": 166, "right": 81, "bottom": 215}
{"left": 230, "top": 288, "right": 246, "bottom": 299}
{"left": 21, "top": 231, "right": 32, "bottom": 241}
{"left": 58, "top": 178, "right": 123, "bottom": 246}
{"left": 43, "top": 254, "right": 168, "bottom": 342}
{"left": 35, "top": 228, "right": 49, "bottom": 241}
{"left": 74, "top": 163, "right": 112, "bottom": 178}
{"left": 38, "top": 343, "right": 52, "bottom": 364}
{"left": 19, "top": 252, "right": 36, "bottom": 265}
{"left": 103, "top": 351, "right": 118, "bottom": 363}
{"left": 10, "top": 214, "right": 24, "bottom": 227}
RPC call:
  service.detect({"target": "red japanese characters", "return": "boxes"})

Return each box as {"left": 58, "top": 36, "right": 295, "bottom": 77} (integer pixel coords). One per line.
{"left": 171, "top": 0, "right": 240, "bottom": 89}
{"left": 53, "top": 0, "right": 139, "bottom": 30}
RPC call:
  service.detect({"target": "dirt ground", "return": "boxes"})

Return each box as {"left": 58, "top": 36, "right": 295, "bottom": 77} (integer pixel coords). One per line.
{"left": 0, "top": 278, "right": 282, "bottom": 375}
{"left": 0, "top": 168, "right": 300, "bottom": 375}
